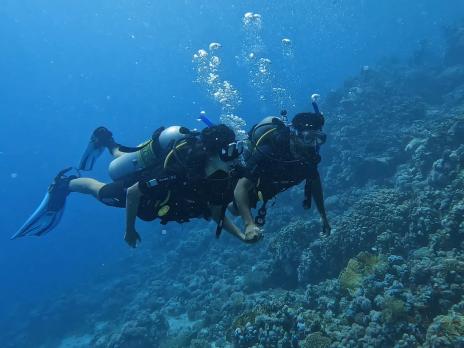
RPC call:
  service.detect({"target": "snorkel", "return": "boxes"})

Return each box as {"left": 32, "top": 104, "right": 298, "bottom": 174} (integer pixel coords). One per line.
{"left": 309, "top": 93, "right": 326, "bottom": 146}
{"left": 280, "top": 93, "right": 320, "bottom": 124}
{"left": 197, "top": 110, "right": 215, "bottom": 127}
{"left": 280, "top": 109, "right": 289, "bottom": 125}
{"left": 311, "top": 93, "right": 321, "bottom": 114}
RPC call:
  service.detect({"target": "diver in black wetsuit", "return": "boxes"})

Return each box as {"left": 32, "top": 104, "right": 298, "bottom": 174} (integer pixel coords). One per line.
{"left": 232, "top": 112, "right": 331, "bottom": 241}
{"left": 12, "top": 125, "right": 249, "bottom": 244}
{"left": 124, "top": 124, "right": 252, "bottom": 247}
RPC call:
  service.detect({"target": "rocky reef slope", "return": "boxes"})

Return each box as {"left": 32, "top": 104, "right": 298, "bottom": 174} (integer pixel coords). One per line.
{"left": 4, "top": 22, "right": 464, "bottom": 348}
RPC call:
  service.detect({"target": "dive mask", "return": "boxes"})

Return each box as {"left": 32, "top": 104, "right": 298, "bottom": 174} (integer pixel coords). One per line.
{"left": 295, "top": 129, "right": 327, "bottom": 146}
{"left": 220, "top": 141, "right": 244, "bottom": 161}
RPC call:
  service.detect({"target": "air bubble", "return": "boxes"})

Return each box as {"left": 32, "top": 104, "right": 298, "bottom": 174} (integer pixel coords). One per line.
{"left": 281, "top": 38, "right": 294, "bottom": 57}
{"left": 193, "top": 43, "right": 246, "bottom": 139}
{"left": 209, "top": 42, "right": 222, "bottom": 51}
{"left": 197, "top": 49, "right": 208, "bottom": 58}
{"left": 282, "top": 38, "right": 292, "bottom": 46}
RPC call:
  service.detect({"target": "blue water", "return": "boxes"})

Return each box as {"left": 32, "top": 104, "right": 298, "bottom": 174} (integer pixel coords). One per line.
{"left": 0, "top": 0, "right": 463, "bottom": 341}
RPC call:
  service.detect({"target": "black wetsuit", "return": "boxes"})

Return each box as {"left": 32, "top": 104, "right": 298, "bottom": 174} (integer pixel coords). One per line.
{"left": 99, "top": 128, "right": 242, "bottom": 225}
{"left": 137, "top": 166, "right": 242, "bottom": 224}
{"left": 243, "top": 142, "right": 321, "bottom": 207}
{"left": 96, "top": 162, "right": 165, "bottom": 215}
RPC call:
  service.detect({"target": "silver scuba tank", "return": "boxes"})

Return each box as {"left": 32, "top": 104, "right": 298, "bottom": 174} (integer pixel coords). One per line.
{"left": 108, "top": 126, "right": 190, "bottom": 181}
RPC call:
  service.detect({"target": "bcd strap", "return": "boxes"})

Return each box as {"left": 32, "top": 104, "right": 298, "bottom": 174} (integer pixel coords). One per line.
{"left": 118, "top": 143, "right": 149, "bottom": 153}
{"left": 255, "top": 200, "right": 268, "bottom": 227}
{"left": 215, "top": 204, "right": 227, "bottom": 238}
{"left": 146, "top": 175, "right": 177, "bottom": 188}
{"left": 116, "top": 126, "right": 166, "bottom": 154}
{"left": 303, "top": 178, "right": 312, "bottom": 209}
{"left": 151, "top": 127, "right": 166, "bottom": 158}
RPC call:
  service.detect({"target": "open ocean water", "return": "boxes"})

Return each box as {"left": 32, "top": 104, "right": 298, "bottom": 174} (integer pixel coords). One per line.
{"left": 1, "top": 1, "right": 464, "bottom": 347}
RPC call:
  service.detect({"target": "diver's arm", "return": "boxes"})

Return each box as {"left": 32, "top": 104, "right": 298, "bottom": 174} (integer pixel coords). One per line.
{"left": 124, "top": 183, "right": 142, "bottom": 247}
{"left": 234, "top": 178, "right": 256, "bottom": 228}
{"left": 311, "top": 174, "right": 331, "bottom": 235}
{"left": 223, "top": 217, "right": 247, "bottom": 242}
{"left": 210, "top": 205, "right": 246, "bottom": 242}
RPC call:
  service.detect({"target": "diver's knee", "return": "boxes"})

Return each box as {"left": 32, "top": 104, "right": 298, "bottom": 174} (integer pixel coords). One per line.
{"left": 98, "top": 182, "right": 126, "bottom": 207}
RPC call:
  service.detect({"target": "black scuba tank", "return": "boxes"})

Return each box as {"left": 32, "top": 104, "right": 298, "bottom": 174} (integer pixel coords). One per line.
{"left": 249, "top": 116, "right": 287, "bottom": 147}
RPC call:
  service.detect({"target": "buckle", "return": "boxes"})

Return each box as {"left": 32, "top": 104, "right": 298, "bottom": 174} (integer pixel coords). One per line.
{"left": 220, "top": 141, "right": 244, "bottom": 161}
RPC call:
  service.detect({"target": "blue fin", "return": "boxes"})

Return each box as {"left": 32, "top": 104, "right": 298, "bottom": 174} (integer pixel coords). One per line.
{"left": 78, "top": 140, "right": 104, "bottom": 171}
{"left": 79, "top": 127, "right": 116, "bottom": 171}
{"left": 11, "top": 168, "right": 73, "bottom": 240}
{"left": 11, "top": 193, "right": 66, "bottom": 239}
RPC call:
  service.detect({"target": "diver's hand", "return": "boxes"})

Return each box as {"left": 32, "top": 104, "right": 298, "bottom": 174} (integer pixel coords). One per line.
{"left": 244, "top": 224, "right": 263, "bottom": 243}
{"left": 320, "top": 218, "right": 331, "bottom": 237}
{"left": 124, "top": 228, "right": 141, "bottom": 248}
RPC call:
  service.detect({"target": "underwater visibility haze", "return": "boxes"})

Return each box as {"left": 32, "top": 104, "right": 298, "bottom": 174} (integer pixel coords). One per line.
{"left": 1, "top": 0, "right": 464, "bottom": 347}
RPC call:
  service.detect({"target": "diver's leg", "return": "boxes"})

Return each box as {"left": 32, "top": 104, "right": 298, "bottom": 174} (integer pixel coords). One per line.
{"left": 69, "top": 178, "right": 105, "bottom": 199}
{"left": 69, "top": 178, "right": 127, "bottom": 208}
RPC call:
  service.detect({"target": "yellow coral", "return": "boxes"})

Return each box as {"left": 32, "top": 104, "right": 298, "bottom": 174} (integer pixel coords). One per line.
{"left": 301, "top": 332, "right": 331, "bottom": 348}
{"left": 231, "top": 311, "right": 258, "bottom": 329}
{"left": 339, "top": 252, "right": 383, "bottom": 295}
{"left": 437, "top": 314, "right": 464, "bottom": 339}
{"left": 339, "top": 259, "right": 363, "bottom": 294}
{"left": 425, "top": 312, "right": 464, "bottom": 347}
{"left": 382, "top": 297, "right": 407, "bottom": 323}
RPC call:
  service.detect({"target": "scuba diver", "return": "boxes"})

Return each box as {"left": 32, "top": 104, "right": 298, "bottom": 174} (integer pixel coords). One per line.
{"left": 233, "top": 97, "right": 331, "bottom": 240}
{"left": 12, "top": 123, "right": 251, "bottom": 244}
{"left": 123, "top": 124, "right": 253, "bottom": 247}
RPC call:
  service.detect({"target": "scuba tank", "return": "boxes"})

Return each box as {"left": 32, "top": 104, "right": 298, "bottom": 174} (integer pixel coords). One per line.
{"left": 108, "top": 126, "right": 195, "bottom": 181}
{"left": 158, "top": 126, "right": 192, "bottom": 154}
{"left": 108, "top": 142, "right": 155, "bottom": 181}
{"left": 249, "top": 116, "right": 288, "bottom": 148}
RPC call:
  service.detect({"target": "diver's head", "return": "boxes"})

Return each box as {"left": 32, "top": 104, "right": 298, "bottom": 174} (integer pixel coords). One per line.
{"left": 291, "top": 112, "right": 326, "bottom": 148}
{"left": 288, "top": 112, "right": 326, "bottom": 162}
{"left": 200, "top": 124, "right": 243, "bottom": 162}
